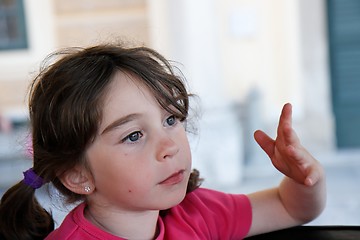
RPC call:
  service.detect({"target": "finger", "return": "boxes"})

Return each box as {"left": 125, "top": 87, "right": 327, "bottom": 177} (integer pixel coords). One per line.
{"left": 286, "top": 144, "right": 304, "bottom": 161}
{"left": 278, "top": 104, "right": 301, "bottom": 146}
{"left": 304, "top": 165, "right": 321, "bottom": 186}
{"left": 282, "top": 126, "right": 301, "bottom": 148}
{"left": 254, "top": 130, "right": 275, "bottom": 158}
{"left": 277, "top": 103, "right": 293, "bottom": 139}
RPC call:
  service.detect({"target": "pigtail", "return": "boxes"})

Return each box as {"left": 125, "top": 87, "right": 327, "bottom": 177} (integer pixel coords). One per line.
{"left": 0, "top": 181, "right": 54, "bottom": 240}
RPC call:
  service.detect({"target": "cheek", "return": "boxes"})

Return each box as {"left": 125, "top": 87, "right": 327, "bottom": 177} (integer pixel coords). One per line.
{"left": 97, "top": 170, "right": 149, "bottom": 201}
{"left": 180, "top": 133, "right": 192, "bottom": 162}
{"left": 121, "top": 167, "right": 155, "bottom": 193}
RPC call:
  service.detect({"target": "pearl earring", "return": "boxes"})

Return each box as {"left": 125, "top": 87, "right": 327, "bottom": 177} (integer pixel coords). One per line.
{"left": 84, "top": 186, "right": 91, "bottom": 193}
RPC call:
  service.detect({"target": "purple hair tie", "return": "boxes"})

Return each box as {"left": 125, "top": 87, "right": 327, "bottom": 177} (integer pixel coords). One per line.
{"left": 23, "top": 168, "right": 45, "bottom": 189}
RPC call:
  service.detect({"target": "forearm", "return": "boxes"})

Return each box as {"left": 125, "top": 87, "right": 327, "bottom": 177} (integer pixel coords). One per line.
{"left": 278, "top": 169, "right": 326, "bottom": 224}
{"left": 247, "top": 172, "right": 326, "bottom": 237}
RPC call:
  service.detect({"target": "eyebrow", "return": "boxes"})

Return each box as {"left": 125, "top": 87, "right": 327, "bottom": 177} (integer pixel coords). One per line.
{"left": 101, "top": 113, "right": 140, "bottom": 135}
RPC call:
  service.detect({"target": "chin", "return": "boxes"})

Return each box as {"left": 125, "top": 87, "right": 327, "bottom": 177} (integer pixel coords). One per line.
{"left": 160, "top": 185, "right": 188, "bottom": 210}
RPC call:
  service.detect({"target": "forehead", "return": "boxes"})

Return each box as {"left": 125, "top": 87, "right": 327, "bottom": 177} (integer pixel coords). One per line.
{"left": 100, "top": 71, "right": 156, "bottom": 117}
{"left": 105, "top": 70, "right": 153, "bottom": 103}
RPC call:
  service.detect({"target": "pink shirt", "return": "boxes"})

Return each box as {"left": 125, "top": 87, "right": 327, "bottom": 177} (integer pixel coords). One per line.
{"left": 45, "top": 188, "right": 252, "bottom": 239}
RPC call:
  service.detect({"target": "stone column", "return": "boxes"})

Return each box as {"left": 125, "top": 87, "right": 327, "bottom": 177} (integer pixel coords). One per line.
{"left": 148, "top": 0, "right": 244, "bottom": 188}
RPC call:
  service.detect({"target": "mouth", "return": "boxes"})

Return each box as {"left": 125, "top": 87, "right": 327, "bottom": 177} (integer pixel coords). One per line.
{"left": 159, "top": 170, "right": 185, "bottom": 185}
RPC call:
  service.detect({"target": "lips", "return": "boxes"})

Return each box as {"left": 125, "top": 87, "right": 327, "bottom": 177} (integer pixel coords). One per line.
{"left": 159, "top": 170, "right": 185, "bottom": 185}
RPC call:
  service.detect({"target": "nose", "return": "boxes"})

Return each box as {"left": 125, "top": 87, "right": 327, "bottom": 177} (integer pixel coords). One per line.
{"left": 156, "top": 131, "right": 179, "bottom": 161}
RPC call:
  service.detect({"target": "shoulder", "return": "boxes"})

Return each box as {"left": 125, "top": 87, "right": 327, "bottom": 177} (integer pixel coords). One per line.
{"left": 45, "top": 203, "right": 121, "bottom": 240}
{"left": 45, "top": 203, "right": 85, "bottom": 240}
{"left": 162, "top": 188, "right": 252, "bottom": 239}
{"left": 183, "top": 187, "right": 251, "bottom": 210}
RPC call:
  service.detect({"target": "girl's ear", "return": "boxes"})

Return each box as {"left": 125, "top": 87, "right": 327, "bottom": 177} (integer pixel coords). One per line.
{"left": 60, "top": 166, "right": 95, "bottom": 195}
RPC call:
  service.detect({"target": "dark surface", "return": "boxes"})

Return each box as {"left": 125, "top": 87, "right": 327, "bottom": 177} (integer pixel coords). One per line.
{"left": 245, "top": 226, "right": 360, "bottom": 240}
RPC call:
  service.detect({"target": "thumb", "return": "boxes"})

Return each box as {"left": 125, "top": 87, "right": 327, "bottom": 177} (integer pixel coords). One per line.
{"left": 254, "top": 130, "right": 275, "bottom": 158}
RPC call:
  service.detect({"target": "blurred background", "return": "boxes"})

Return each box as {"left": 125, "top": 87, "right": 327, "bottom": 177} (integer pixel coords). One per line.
{"left": 0, "top": 0, "right": 359, "bottom": 226}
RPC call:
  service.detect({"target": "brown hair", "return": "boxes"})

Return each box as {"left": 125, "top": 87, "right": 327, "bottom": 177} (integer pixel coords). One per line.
{"left": 0, "top": 44, "right": 202, "bottom": 239}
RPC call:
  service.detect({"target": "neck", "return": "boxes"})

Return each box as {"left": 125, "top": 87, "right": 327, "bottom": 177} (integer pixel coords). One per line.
{"left": 85, "top": 206, "right": 160, "bottom": 239}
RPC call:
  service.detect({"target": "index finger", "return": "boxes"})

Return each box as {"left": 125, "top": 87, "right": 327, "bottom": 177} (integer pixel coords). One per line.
{"left": 277, "top": 103, "right": 293, "bottom": 139}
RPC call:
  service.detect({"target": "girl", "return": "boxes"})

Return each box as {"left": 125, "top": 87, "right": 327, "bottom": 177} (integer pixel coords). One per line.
{"left": 0, "top": 44, "right": 326, "bottom": 240}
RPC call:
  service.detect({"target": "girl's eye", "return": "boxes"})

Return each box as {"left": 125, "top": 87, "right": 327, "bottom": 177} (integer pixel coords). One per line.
{"left": 165, "top": 115, "right": 177, "bottom": 127}
{"left": 122, "top": 131, "right": 143, "bottom": 143}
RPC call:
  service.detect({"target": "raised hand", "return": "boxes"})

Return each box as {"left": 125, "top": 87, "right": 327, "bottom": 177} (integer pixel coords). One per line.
{"left": 253, "top": 103, "right": 321, "bottom": 186}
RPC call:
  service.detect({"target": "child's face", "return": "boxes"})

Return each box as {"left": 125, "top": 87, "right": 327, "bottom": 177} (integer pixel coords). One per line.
{"left": 85, "top": 71, "right": 192, "bottom": 212}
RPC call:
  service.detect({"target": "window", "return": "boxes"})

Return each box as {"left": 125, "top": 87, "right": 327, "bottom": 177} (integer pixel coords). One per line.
{"left": 0, "top": 0, "right": 27, "bottom": 50}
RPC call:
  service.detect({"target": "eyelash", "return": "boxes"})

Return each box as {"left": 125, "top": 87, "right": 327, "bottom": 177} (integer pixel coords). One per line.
{"left": 165, "top": 115, "right": 178, "bottom": 127}
{"left": 122, "top": 131, "right": 143, "bottom": 143}
{"left": 120, "top": 115, "right": 179, "bottom": 144}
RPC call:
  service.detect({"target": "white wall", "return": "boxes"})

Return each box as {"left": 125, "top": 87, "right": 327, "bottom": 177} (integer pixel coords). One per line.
{"left": 148, "top": 0, "right": 335, "bottom": 158}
